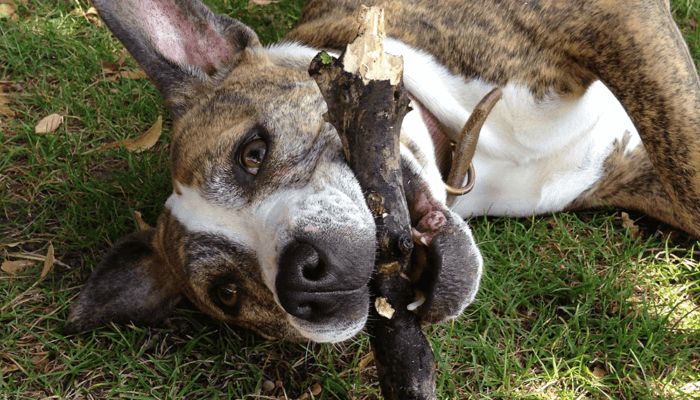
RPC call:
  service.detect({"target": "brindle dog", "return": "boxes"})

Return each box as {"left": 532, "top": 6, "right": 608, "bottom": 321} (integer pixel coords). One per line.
{"left": 64, "top": 0, "right": 700, "bottom": 344}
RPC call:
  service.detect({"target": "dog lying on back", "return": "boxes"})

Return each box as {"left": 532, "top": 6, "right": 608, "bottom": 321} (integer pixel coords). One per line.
{"left": 64, "top": 0, "right": 700, "bottom": 343}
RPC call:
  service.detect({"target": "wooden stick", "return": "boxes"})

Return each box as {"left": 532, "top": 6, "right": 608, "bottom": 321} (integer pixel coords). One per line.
{"left": 309, "top": 6, "right": 436, "bottom": 400}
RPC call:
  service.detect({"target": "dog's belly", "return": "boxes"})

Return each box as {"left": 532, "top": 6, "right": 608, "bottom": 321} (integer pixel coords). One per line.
{"left": 388, "top": 40, "right": 642, "bottom": 217}
{"left": 453, "top": 81, "right": 642, "bottom": 217}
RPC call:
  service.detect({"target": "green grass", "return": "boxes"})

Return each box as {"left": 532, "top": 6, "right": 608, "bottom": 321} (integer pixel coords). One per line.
{"left": 1, "top": 0, "right": 699, "bottom": 399}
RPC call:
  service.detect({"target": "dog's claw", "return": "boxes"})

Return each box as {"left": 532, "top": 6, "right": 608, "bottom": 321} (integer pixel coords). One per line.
{"left": 412, "top": 228, "right": 429, "bottom": 246}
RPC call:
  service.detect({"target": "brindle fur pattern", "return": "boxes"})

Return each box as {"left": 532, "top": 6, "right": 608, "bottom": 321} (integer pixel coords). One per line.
{"left": 64, "top": 0, "right": 700, "bottom": 342}
{"left": 286, "top": 0, "right": 700, "bottom": 236}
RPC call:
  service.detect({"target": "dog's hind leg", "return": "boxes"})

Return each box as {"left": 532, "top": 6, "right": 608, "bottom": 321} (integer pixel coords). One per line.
{"left": 566, "top": 131, "right": 689, "bottom": 233}
{"left": 578, "top": 0, "right": 700, "bottom": 236}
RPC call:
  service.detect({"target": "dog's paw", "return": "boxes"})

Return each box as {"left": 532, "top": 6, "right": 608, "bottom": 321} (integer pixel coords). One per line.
{"left": 411, "top": 208, "right": 482, "bottom": 324}
{"left": 402, "top": 164, "right": 483, "bottom": 325}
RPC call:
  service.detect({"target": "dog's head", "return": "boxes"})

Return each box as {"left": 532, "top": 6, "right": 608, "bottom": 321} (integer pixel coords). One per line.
{"left": 63, "top": 0, "right": 482, "bottom": 343}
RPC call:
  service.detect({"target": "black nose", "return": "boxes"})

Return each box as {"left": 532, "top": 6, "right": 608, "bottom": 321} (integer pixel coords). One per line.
{"left": 276, "top": 242, "right": 364, "bottom": 323}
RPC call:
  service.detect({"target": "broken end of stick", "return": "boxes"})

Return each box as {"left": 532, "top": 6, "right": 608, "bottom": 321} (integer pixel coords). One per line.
{"left": 344, "top": 5, "right": 403, "bottom": 85}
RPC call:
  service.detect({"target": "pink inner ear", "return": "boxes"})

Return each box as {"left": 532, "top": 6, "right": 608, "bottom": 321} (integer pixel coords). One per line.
{"left": 129, "top": 0, "right": 234, "bottom": 72}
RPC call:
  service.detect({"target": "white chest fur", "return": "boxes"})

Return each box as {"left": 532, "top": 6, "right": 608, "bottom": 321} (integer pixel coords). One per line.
{"left": 385, "top": 39, "right": 642, "bottom": 217}
{"left": 267, "top": 40, "right": 642, "bottom": 218}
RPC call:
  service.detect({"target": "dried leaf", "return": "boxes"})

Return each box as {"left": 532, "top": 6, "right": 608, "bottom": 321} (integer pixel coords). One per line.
{"left": 0, "top": 364, "right": 19, "bottom": 374}
{"left": 40, "top": 243, "right": 54, "bottom": 278}
{"left": 106, "top": 69, "right": 147, "bottom": 81}
{"left": 310, "top": 383, "right": 322, "bottom": 396}
{"left": 0, "top": 95, "right": 9, "bottom": 104}
{"left": 0, "top": 3, "right": 16, "bottom": 20}
{"left": 119, "top": 69, "right": 147, "bottom": 80}
{"left": 620, "top": 212, "right": 640, "bottom": 238}
{"left": 35, "top": 113, "right": 63, "bottom": 133}
{"left": 99, "top": 60, "right": 119, "bottom": 73}
{"left": 116, "top": 48, "right": 128, "bottom": 66}
{"left": 684, "top": 18, "right": 698, "bottom": 32}
{"left": 134, "top": 211, "right": 151, "bottom": 230}
{"left": 100, "top": 116, "right": 162, "bottom": 152}
{"left": 298, "top": 383, "right": 321, "bottom": 400}
{"left": 592, "top": 366, "right": 607, "bottom": 379}
{"left": 249, "top": 0, "right": 278, "bottom": 5}
{"left": 357, "top": 352, "right": 374, "bottom": 370}
{"left": 0, "top": 104, "right": 15, "bottom": 117}
{"left": 30, "top": 355, "right": 48, "bottom": 369}
{"left": 71, "top": 6, "right": 98, "bottom": 17}
{"left": 2, "top": 260, "right": 35, "bottom": 275}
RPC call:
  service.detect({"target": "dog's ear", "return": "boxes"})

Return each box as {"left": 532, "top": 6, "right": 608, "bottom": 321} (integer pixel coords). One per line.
{"left": 63, "top": 229, "right": 182, "bottom": 335}
{"left": 92, "top": 0, "right": 267, "bottom": 116}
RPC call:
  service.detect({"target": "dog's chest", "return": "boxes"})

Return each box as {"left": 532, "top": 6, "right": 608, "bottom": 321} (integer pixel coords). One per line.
{"left": 389, "top": 39, "right": 641, "bottom": 217}
{"left": 281, "top": 0, "right": 643, "bottom": 217}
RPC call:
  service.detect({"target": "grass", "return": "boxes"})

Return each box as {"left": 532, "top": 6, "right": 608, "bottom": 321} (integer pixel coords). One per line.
{"left": 1, "top": 0, "right": 699, "bottom": 399}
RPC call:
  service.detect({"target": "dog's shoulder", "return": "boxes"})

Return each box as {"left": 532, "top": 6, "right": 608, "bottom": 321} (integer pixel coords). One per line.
{"left": 285, "top": 0, "right": 604, "bottom": 97}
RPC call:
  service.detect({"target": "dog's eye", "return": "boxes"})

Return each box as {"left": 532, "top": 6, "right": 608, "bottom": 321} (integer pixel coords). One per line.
{"left": 240, "top": 139, "right": 266, "bottom": 175}
{"left": 217, "top": 283, "right": 239, "bottom": 308}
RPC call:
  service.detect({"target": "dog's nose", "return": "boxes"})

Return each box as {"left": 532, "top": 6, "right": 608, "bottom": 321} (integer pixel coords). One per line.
{"left": 276, "top": 242, "right": 366, "bottom": 322}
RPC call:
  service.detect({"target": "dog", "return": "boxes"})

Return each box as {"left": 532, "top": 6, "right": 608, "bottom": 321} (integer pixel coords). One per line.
{"left": 63, "top": 0, "right": 700, "bottom": 344}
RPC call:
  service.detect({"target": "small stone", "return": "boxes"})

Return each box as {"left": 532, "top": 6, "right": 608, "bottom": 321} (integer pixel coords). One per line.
{"left": 262, "top": 380, "right": 275, "bottom": 392}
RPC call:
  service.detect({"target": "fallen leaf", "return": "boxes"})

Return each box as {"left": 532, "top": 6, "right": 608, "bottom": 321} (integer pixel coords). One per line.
{"left": 100, "top": 116, "right": 162, "bottom": 152}
{"left": 0, "top": 3, "right": 16, "bottom": 20}
{"left": 0, "top": 104, "right": 15, "bottom": 117}
{"left": 310, "top": 383, "right": 322, "bottom": 396}
{"left": 0, "top": 95, "right": 9, "bottom": 104}
{"left": 116, "top": 48, "right": 129, "bottom": 66}
{"left": 684, "top": 18, "right": 698, "bottom": 32}
{"left": 107, "top": 69, "right": 147, "bottom": 81}
{"left": 249, "top": 0, "right": 278, "bottom": 5}
{"left": 134, "top": 211, "right": 151, "bottom": 230}
{"left": 620, "top": 212, "right": 640, "bottom": 238}
{"left": 0, "top": 365, "right": 19, "bottom": 374}
{"left": 592, "top": 366, "right": 607, "bottom": 379}
{"left": 357, "top": 352, "right": 374, "bottom": 370}
{"left": 99, "top": 60, "right": 119, "bottom": 73}
{"left": 35, "top": 113, "right": 63, "bottom": 133}
{"left": 118, "top": 69, "right": 147, "bottom": 80}
{"left": 70, "top": 6, "right": 99, "bottom": 18}
{"left": 40, "top": 243, "right": 54, "bottom": 278}
{"left": 297, "top": 383, "right": 322, "bottom": 400}
{"left": 2, "top": 259, "right": 35, "bottom": 275}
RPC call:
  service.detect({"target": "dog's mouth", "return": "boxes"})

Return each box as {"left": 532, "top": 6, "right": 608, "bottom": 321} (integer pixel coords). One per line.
{"left": 267, "top": 169, "right": 482, "bottom": 342}
{"left": 268, "top": 88, "right": 499, "bottom": 342}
